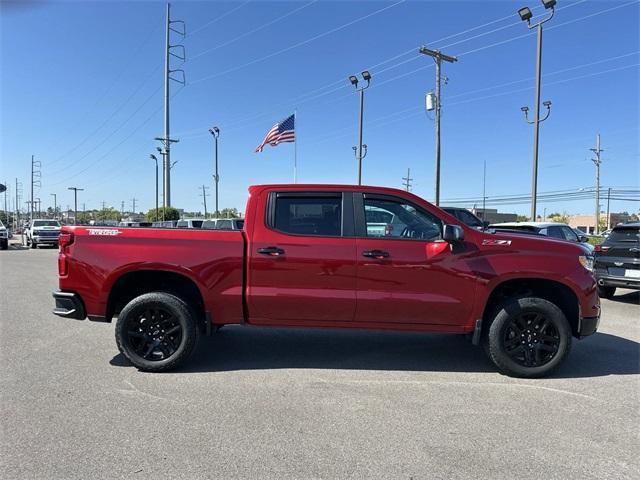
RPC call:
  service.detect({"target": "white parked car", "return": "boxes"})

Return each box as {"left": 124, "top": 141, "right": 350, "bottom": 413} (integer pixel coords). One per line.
{"left": 25, "top": 219, "right": 62, "bottom": 249}
{"left": 201, "top": 218, "right": 244, "bottom": 230}
{"left": 489, "top": 221, "right": 595, "bottom": 252}
{"left": 176, "top": 219, "right": 205, "bottom": 229}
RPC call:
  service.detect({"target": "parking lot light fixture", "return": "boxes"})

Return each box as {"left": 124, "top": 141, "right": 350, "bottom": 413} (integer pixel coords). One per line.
{"left": 349, "top": 71, "right": 372, "bottom": 185}
{"left": 361, "top": 70, "right": 371, "bottom": 82}
{"left": 518, "top": 6, "right": 533, "bottom": 23}
{"left": 150, "top": 154, "right": 159, "bottom": 218}
{"left": 349, "top": 75, "right": 358, "bottom": 87}
{"left": 517, "top": 1, "right": 556, "bottom": 222}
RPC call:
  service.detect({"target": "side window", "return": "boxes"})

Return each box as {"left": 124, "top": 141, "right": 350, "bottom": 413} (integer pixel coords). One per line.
{"left": 273, "top": 195, "right": 342, "bottom": 237}
{"left": 546, "top": 226, "right": 564, "bottom": 239}
{"left": 561, "top": 226, "right": 578, "bottom": 241}
{"left": 364, "top": 197, "right": 441, "bottom": 241}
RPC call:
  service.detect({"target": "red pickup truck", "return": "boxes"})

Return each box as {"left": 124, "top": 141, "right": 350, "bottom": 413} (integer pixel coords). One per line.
{"left": 53, "top": 184, "right": 600, "bottom": 377}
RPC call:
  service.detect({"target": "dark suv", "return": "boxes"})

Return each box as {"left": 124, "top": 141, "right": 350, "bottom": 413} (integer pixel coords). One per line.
{"left": 441, "top": 207, "right": 485, "bottom": 229}
{"left": 594, "top": 222, "right": 640, "bottom": 298}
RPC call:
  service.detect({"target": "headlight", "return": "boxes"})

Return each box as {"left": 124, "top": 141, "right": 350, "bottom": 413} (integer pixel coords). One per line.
{"left": 579, "top": 255, "right": 594, "bottom": 272}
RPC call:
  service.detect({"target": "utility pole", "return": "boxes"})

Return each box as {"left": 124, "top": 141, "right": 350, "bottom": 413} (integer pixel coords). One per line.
{"left": 209, "top": 127, "right": 220, "bottom": 216}
{"left": 3, "top": 181, "right": 7, "bottom": 225}
{"left": 156, "top": 2, "right": 185, "bottom": 208}
{"left": 606, "top": 187, "right": 611, "bottom": 230}
{"left": 419, "top": 46, "right": 457, "bottom": 206}
{"left": 67, "top": 187, "right": 83, "bottom": 226}
{"left": 30, "top": 155, "right": 41, "bottom": 221}
{"left": 517, "top": 2, "right": 555, "bottom": 221}
{"left": 402, "top": 168, "right": 413, "bottom": 192}
{"left": 200, "top": 185, "right": 210, "bottom": 218}
{"left": 482, "top": 159, "right": 487, "bottom": 221}
{"left": 590, "top": 133, "right": 603, "bottom": 235}
{"left": 121, "top": 201, "right": 125, "bottom": 217}
{"left": 131, "top": 197, "right": 137, "bottom": 215}
{"left": 15, "top": 178, "right": 22, "bottom": 230}
{"left": 50, "top": 193, "right": 57, "bottom": 220}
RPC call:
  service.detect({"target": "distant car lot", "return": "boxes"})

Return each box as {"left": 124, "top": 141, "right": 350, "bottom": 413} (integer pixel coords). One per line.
{"left": 1, "top": 246, "right": 638, "bottom": 479}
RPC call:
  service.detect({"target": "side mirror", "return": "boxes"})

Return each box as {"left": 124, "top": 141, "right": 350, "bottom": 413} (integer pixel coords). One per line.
{"left": 579, "top": 235, "right": 589, "bottom": 243}
{"left": 443, "top": 224, "right": 464, "bottom": 244}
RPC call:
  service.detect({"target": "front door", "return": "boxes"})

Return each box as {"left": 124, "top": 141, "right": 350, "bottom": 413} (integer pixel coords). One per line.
{"left": 354, "top": 193, "right": 476, "bottom": 327}
{"left": 248, "top": 191, "right": 357, "bottom": 325}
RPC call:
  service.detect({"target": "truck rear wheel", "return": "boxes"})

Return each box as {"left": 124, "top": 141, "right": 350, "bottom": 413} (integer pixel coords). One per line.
{"left": 484, "top": 297, "right": 572, "bottom": 378}
{"left": 30, "top": 240, "right": 37, "bottom": 249}
{"left": 115, "top": 292, "right": 198, "bottom": 372}
{"left": 597, "top": 286, "right": 616, "bottom": 299}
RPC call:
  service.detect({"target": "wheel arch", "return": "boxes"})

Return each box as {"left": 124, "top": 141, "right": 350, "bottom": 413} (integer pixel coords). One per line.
{"left": 105, "top": 269, "right": 207, "bottom": 331}
{"left": 482, "top": 278, "right": 580, "bottom": 337}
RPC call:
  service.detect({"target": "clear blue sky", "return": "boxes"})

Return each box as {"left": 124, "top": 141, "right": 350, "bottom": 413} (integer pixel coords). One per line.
{"left": 1, "top": 0, "right": 638, "bottom": 216}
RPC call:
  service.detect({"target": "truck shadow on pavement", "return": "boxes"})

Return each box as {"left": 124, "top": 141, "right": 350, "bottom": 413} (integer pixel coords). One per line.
{"left": 111, "top": 327, "right": 639, "bottom": 378}
{"left": 609, "top": 290, "right": 639, "bottom": 305}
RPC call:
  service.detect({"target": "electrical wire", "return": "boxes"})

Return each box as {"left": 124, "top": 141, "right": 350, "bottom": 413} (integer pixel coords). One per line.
{"left": 188, "top": 1, "right": 252, "bottom": 37}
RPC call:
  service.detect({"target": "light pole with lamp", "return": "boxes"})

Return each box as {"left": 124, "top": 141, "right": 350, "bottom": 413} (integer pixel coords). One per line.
{"left": 518, "top": 0, "right": 556, "bottom": 221}
{"left": 349, "top": 71, "right": 371, "bottom": 185}
{"left": 150, "top": 154, "right": 159, "bottom": 220}
{"left": 209, "top": 126, "right": 220, "bottom": 217}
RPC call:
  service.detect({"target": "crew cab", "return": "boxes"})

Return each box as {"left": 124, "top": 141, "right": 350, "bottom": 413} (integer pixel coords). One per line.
{"left": 26, "top": 219, "right": 62, "bottom": 248}
{"left": 53, "top": 185, "right": 600, "bottom": 378}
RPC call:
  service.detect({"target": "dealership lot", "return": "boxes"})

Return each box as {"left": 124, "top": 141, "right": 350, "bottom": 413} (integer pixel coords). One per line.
{"left": 1, "top": 245, "right": 639, "bottom": 480}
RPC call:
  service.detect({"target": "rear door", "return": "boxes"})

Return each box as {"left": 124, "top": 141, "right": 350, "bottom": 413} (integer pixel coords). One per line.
{"left": 247, "top": 191, "right": 357, "bottom": 324}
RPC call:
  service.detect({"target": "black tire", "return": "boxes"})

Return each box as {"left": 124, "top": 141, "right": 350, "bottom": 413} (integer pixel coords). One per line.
{"left": 30, "top": 240, "right": 37, "bottom": 249}
{"left": 115, "top": 292, "right": 198, "bottom": 372}
{"left": 597, "top": 285, "right": 616, "bottom": 299}
{"left": 1, "top": 240, "right": 7, "bottom": 250}
{"left": 483, "top": 297, "right": 572, "bottom": 378}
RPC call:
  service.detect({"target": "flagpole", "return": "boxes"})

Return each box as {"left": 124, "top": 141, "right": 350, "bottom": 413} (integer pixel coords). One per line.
{"left": 293, "top": 109, "right": 297, "bottom": 183}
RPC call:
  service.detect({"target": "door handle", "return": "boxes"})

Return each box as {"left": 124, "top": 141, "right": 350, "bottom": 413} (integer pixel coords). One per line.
{"left": 257, "top": 246, "right": 285, "bottom": 256}
{"left": 362, "top": 249, "right": 390, "bottom": 259}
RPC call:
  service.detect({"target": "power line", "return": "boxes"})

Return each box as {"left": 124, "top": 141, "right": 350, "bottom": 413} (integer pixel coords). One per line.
{"left": 189, "top": 0, "right": 407, "bottom": 84}
{"left": 190, "top": 1, "right": 318, "bottom": 60}
{"left": 188, "top": 1, "right": 251, "bottom": 36}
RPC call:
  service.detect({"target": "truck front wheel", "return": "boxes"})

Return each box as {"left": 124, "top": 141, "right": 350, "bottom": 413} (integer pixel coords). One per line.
{"left": 484, "top": 297, "right": 572, "bottom": 378}
{"left": 115, "top": 292, "right": 198, "bottom": 372}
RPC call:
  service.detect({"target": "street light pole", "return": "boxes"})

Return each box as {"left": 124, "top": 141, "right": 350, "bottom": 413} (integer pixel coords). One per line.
{"left": 209, "top": 126, "right": 220, "bottom": 217}
{"left": 518, "top": 1, "right": 556, "bottom": 221}
{"left": 349, "top": 71, "right": 371, "bottom": 185}
{"left": 50, "top": 193, "right": 57, "bottom": 220}
{"left": 67, "top": 187, "right": 84, "bottom": 226}
{"left": 150, "top": 154, "right": 159, "bottom": 219}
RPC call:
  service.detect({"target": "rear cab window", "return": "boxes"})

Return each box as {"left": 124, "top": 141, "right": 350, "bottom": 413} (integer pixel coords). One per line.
{"left": 608, "top": 227, "right": 640, "bottom": 243}
{"left": 269, "top": 193, "right": 343, "bottom": 237}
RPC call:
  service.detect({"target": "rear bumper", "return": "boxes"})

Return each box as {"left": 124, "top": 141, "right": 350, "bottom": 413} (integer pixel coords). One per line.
{"left": 52, "top": 291, "right": 86, "bottom": 320}
{"left": 596, "top": 273, "right": 640, "bottom": 290}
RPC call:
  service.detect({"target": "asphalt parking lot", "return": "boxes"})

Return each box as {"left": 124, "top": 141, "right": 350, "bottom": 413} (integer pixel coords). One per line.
{"left": 1, "top": 243, "right": 639, "bottom": 480}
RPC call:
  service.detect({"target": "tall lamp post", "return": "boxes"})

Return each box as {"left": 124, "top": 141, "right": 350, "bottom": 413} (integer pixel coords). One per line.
{"left": 150, "top": 154, "right": 159, "bottom": 220}
{"left": 349, "top": 71, "right": 371, "bottom": 185}
{"left": 209, "top": 126, "right": 220, "bottom": 217}
{"left": 518, "top": 0, "right": 556, "bottom": 221}
{"left": 50, "top": 193, "right": 57, "bottom": 220}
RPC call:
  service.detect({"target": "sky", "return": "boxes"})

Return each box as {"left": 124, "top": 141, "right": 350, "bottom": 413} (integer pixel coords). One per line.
{"left": 1, "top": 0, "right": 639, "bottom": 217}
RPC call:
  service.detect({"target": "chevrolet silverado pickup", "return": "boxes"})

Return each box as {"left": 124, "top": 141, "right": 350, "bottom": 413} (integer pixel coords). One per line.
{"left": 53, "top": 185, "right": 600, "bottom": 378}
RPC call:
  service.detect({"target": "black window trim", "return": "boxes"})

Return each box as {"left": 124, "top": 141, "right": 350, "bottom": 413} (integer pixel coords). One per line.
{"left": 266, "top": 191, "right": 353, "bottom": 238}
{"left": 355, "top": 192, "right": 444, "bottom": 242}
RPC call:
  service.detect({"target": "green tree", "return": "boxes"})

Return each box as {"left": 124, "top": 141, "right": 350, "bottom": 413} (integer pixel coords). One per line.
{"left": 219, "top": 207, "right": 239, "bottom": 218}
{"left": 96, "top": 208, "right": 121, "bottom": 221}
{"left": 146, "top": 207, "right": 180, "bottom": 222}
{"left": 516, "top": 215, "right": 529, "bottom": 222}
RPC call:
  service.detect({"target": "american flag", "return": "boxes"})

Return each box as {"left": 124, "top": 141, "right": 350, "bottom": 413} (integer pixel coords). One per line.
{"left": 255, "top": 114, "right": 295, "bottom": 153}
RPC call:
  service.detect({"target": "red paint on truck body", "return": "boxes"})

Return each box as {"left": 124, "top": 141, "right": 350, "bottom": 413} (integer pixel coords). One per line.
{"left": 57, "top": 184, "right": 599, "bottom": 335}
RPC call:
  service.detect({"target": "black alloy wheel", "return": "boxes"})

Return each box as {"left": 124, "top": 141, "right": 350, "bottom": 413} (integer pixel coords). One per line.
{"left": 502, "top": 312, "right": 560, "bottom": 368}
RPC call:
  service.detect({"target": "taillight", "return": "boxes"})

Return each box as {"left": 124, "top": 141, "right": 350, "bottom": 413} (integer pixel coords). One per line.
{"left": 58, "top": 232, "right": 74, "bottom": 250}
{"left": 594, "top": 244, "right": 610, "bottom": 253}
{"left": 58, "top": 253, "right": 68, "bottom": 276}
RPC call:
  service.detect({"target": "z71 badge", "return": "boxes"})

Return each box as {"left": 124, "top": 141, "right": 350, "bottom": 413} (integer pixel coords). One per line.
{"left": 87, "top": 229, "right": 121, "bottom": 236}
{"left": 482, "top": 239, "right": 512, "bottom": 246}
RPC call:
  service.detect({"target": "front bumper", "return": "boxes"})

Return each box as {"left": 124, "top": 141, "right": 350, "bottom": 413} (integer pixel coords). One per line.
{"left": 52, "top": 291, "right": 86, "bottom": 320}
{"left": 33, "top": 235, "right": 60, "bottom": 244}
{"left": 578, "top": 315, "right": 600, "bottom": 337}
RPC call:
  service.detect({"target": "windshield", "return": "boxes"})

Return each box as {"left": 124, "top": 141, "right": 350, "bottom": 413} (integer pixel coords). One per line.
{"left": 33, "top": 220, "right": 60, "bottom": 227}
